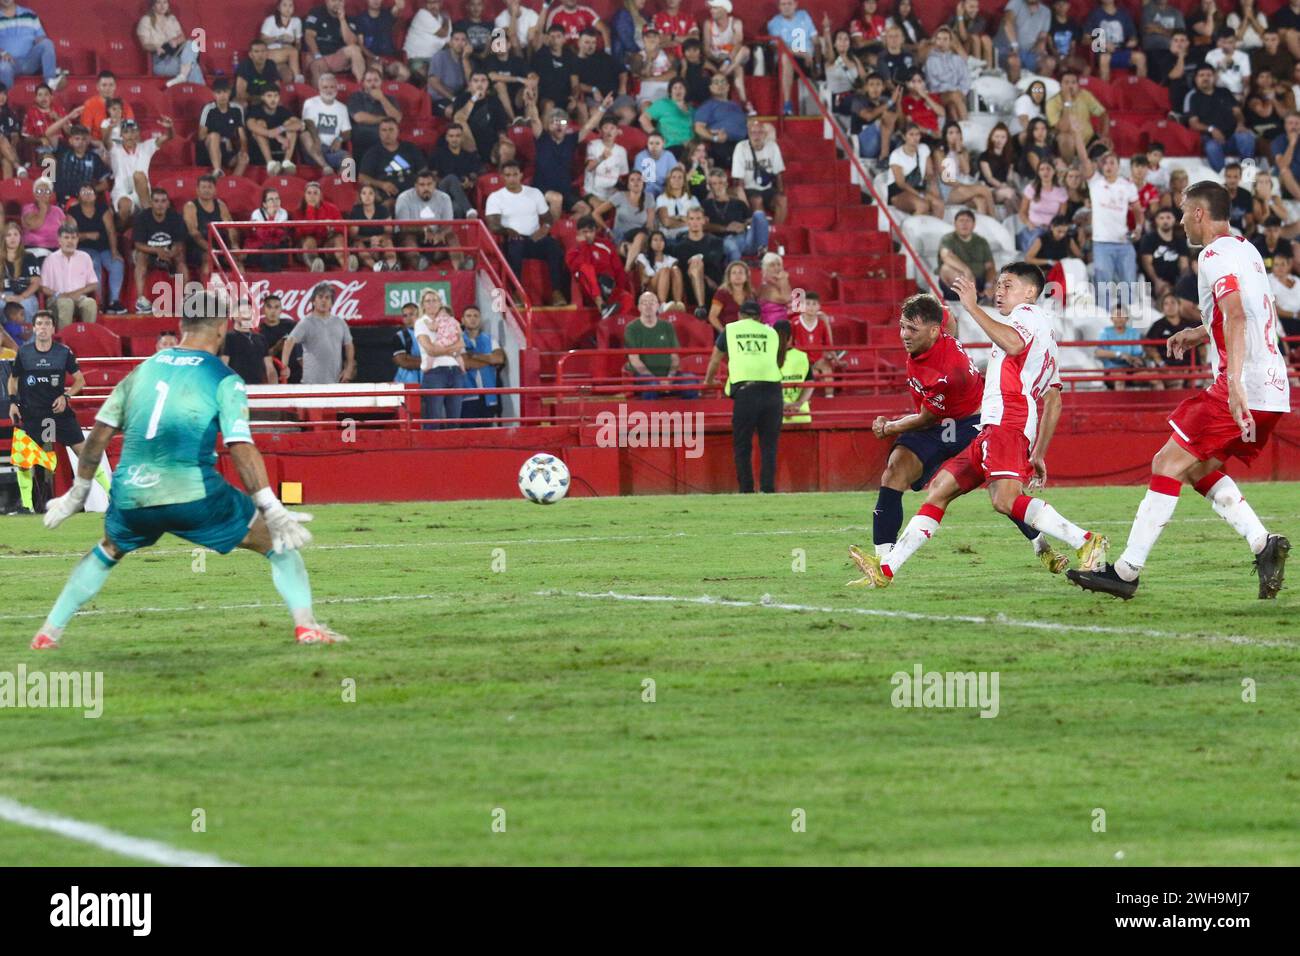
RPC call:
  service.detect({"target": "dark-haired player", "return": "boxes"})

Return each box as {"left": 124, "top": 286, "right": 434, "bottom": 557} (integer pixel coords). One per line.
{"left": 858, "top": 291, "right": 1069, "bottom": 574}
{"left": 1069, "top": 181, "right": 1291, "bottom": 599}
{"left": 849, "top": 263, "right": 1107, "bottom": 588}
{"left": 31, "top": 290, "right": 345, "bottom": 649}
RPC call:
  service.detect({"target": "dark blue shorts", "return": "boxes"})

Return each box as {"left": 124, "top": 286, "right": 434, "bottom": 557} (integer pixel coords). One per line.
{"left": 105, "top": 481, "right": 256, "bottom": 555}
{"left": 893, "top": 413, "right": 981, "bottom": 491}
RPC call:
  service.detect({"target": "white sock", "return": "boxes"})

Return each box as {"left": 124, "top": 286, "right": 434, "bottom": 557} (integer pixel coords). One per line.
{"left": 1021, "top": 497, "right": 1088, "bottom": 550}
{"left": 1199, "top": 474, "right": 1269, "bottom": 555}
{"left": 1117, "top": 478, "right": 1182, "bottom": 581}
{"left": 882, "top": 506, "right": 944, "bottom": 578}
{"left": 1032, "top": 533, "right": 1050, "bottom": 554}
{"left": 874, "top": 543, "right": 892, "bottom": 560}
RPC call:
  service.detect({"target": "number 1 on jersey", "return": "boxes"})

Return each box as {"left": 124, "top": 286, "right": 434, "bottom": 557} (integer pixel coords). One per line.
{"left": 145, "top": 380, "right": 170, "bottom": 439}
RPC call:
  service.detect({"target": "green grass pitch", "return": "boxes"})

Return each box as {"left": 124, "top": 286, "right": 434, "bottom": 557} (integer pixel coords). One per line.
{"left": 1, "top": 484, "right": 1297, "bottom": 866}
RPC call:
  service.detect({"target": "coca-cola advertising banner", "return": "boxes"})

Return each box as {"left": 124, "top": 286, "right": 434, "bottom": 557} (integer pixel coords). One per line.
{"left": 242, "top": 271, "right": 477, "bottom": 325}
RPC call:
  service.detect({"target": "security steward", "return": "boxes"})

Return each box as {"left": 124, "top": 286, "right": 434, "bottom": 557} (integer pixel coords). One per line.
{"left": 704, "top": 299, "right": 788, "bottom": 493}
{"left": 777, "top": 321, "right": 814, "bottom": 424}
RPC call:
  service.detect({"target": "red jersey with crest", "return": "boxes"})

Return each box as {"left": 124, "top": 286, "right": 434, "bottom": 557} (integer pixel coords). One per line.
{"left": 546, "top": 5, "right": 602, "bottom": 43}
{"left": 905, "top": 331, "right": 983, "bottom": 420}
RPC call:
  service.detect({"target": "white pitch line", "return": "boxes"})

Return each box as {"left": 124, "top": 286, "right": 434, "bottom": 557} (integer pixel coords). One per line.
{"left": 0, "top": 592, "right": 447, "bottom": 622}
{"left": 0, "top": 796, "right": 239, "bottom": 867}
{"left": 536, "top": 589, "right": 1294, "bottom": 648}
{"left": 0, "top": 515, "right": 1289, "bottom": 561}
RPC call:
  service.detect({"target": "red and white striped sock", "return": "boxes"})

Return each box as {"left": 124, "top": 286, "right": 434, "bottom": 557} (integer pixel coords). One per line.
{"left": 1194, "top": 470, "right": 1269, "bottom": 555}
{"left": 882, "top": 503, "right": 945, "bottom": 578}
{"left": 1012, "top": 495, "right": 1088, "bottom": 550}
{"left": 1117, "top": 475, "right": 1182, "bottom": 581}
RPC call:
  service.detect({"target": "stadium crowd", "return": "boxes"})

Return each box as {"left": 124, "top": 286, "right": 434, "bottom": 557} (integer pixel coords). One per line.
{"left": 1, "top": 0, "right": 1300, "bottom": 441}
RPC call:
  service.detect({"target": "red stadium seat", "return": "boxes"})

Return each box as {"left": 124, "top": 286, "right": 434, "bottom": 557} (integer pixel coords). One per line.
{"left": 319, "top": 175, "right": 358, "bottom": 210}
{"left": 404, "top": 123, "right": 443, "bottom": 151}
{"left": 98, "top": 38, "right": 149, "bottom": 77}
{"left": 117, "top": 80, "right": 170, "bottom": 124}
{"left": 54, "top": 38, "right": 96, "bottom": 77}
{"left": 57, "top": 323, "right": 122, "bottom": 358}
{"left": 152, "top": 133, "right": 196, "bottom": 168}
{"left": 615, "top": 124, "right": 648, "bottom": 158}
{"left": 166, "top": 84, "right": 216, "bottom": 133}
{"left": 199, "top": 37, "right": 239, "bottom": 78}
{"left": 1147, "top": 118, "right": 1201, "bottom": 155}
{"left": 0, "top": 177, "right": 35, "bottom": 216}
{"left": 278, "top": 82, "right": 317, "bottom": 115}
{"left": 1114, "top": 76, "right": 1171, "bottom": 113}
{"left": 214, "top": 175, "right": 262, "bottom": 218}
{"left": 1078, "top": 76, "right": 1118, "bottom": 111}
{"left": 153, "top": 168, "right": 206, "bottom": 202}
{"left": 475, "top": 172, "right": 504, "bottom": 212}
{"left": 382, "top": 81, "right": 430, "bottom": 121}
{"left": 57, "top": 76, "right": 98, "bottom": 113}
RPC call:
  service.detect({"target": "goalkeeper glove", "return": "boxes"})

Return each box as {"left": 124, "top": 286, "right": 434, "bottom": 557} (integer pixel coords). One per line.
{"left": 253, "top": 487, "right": 313, "bottom": 553}
{"left": 43, "top": 477, "right": 91, "bottom": 530}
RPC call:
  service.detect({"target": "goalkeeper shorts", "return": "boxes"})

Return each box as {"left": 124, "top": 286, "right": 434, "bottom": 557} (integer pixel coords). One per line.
{"left": 105, "top": 481, "right": 256, "bottom": 555}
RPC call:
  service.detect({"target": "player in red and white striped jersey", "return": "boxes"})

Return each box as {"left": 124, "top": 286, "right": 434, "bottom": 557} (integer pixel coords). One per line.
{"left": 1070, "top": 181, "right": 1292, "bottom": 599}
{"left": 849, "top": 263, "right": 1107, "bottom": 588}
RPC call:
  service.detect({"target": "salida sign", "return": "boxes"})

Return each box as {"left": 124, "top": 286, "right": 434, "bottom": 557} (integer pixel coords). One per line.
{"left": 242, "top": 271, "right": 475, "bottom": 325}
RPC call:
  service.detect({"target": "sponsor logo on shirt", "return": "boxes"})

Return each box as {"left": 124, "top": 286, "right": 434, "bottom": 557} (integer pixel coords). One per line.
{"left": 120, "top": 464, "right": 162, "bottom": 489}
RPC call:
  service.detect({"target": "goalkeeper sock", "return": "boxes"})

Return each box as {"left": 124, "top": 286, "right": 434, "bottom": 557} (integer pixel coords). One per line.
{"left": 1194, "top": 470, "right": 1269, "bottom": 555}
{"left": 1116, "top": 475, "right": 1182, "bottom": 581}
{"left": 872, "top": 486, "right": 904, "bottom": 557}
{"left": 15, "top": 466, "right": 32, "bottom": 510}
{"left": 268, "top": 549, "right": 316, "bottom": 628}
{"left": 44, "top": 545, "right": 118, "bottom": 632}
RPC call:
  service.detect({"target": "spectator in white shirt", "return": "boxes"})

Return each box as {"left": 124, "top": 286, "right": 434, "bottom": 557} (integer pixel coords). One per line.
{"left": 485, "top": 160, "right": 568, "bottom": 305}
{"left": 109, "top": 117, "right": 173, "bottom": 227}
{"left": 300, "top": 72, "right": 352, "bottom": 173}
{"left": 405, "top": 0, "right": 452, "bottom": 77}
{"left": 261, "top": 0, "right": 306, "bottom": 84}
{"left": 1205, "top": 26, "right": 1251, "bottom": 96}
{"left": 495, "top": 0, "right": 542, "bottom": 55}
{"left": 584, "top": 117, "right": 628, "bottom": 201}
{"left": 1083, "top": 149, "right": 1143, "bottom": 315}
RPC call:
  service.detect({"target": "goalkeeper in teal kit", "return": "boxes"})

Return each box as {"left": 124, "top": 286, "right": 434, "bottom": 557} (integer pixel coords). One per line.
{"left": 31, "top": 290, "right": 346, "bottom": 649}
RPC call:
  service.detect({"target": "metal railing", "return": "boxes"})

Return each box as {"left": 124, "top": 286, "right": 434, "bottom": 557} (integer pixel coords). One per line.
{"left": 770, "top": 36, "right": 949, "bottom": 319}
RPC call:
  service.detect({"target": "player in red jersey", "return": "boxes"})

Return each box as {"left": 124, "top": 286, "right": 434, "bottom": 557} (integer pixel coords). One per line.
{"left": 849, "top": 265, "right": 1107, "bottom": 587}
{"left": 1070, "top": 181, "right": 1292, "bottom": 599}
{"left": 848, "top": 292, "right": 1070, "bottom": 577}
{"left": 546, "top": 0, "right": 608, "bottom": 48}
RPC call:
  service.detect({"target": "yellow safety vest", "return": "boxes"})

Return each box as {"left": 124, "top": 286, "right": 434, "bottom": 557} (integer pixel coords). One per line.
{"left": 723, "top": 319, "right": 781, "bottom": 396}
{"left": 781, "top": 347, "right": 811, "bottom": 423}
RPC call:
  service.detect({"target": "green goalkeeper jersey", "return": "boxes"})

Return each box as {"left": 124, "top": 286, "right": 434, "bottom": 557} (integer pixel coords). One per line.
{"left": 95, "top": 348, "right": 254, "bottom": 510}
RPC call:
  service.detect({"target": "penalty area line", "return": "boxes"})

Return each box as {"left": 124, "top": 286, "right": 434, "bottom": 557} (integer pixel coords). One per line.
{"left": 536, "top": 589, "right": 1292, "bottom": 648}
{"left": 0, "top": 796, "right": 240, "bottom": 867}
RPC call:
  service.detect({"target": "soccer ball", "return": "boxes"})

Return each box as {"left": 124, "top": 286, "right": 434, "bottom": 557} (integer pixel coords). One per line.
{"left": 518, "top": 454, "right": 570, "bottom": 504}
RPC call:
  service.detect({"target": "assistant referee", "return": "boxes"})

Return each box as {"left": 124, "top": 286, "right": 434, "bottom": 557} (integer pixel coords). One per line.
{"left": 704, "top": 300, "right": 789, "bottom": 494}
